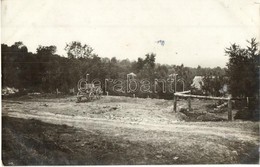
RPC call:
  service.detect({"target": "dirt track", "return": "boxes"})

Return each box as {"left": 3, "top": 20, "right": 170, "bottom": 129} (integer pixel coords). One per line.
{"left": 2, "top": 95, "right": 259, "bottom": 165}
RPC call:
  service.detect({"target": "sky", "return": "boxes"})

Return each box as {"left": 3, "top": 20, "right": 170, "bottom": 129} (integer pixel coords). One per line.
{"left": 1, "top": 0, "right": 259, "bottom": 67}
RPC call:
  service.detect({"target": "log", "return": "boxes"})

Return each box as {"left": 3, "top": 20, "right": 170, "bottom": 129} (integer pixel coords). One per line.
{"left": 216, "top": 102, "right": 228, "bottom": 109}
{"left": 174, "top": 92, "right": 230, "bottom": 101}
{"left": 177, "top": 90, "right": 191, "bottom": 94}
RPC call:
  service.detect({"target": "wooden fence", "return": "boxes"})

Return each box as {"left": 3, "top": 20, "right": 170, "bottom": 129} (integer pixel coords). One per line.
{"left": 173, "top": 90, "right": 233, "bottom": 121}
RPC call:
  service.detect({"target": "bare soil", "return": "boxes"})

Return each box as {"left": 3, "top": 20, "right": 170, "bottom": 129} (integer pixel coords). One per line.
{"left": 2, "top": 95, "right": 259, "bottom": 165}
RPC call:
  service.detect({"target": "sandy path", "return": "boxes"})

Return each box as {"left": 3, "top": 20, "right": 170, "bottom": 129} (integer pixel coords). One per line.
{"left": 4, "top": 110, "right": 258, "bottom": 143}
{"left": 2, "top": 97, "right": 259, "bottom": 164}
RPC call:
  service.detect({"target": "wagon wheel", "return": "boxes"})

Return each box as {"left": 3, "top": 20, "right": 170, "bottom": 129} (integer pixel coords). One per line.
{"left": 96, "top": 92, "right": 101, "bottom": 99}
{"left": 88, "top": 92, "right": 95, "bottom": 101}
{"left": 93, "top": 90, "right": 98, "bottom": 99}
{"left": 96, "top": 94, "right": 100, "bottom": 99}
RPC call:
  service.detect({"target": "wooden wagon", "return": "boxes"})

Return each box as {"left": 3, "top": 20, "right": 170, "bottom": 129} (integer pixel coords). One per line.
{"left": 77, "top": 83, "right": 102, "bottom": 102}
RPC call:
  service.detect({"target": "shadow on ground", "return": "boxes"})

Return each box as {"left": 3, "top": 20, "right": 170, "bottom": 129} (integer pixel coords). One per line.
{"left": 2, "top": 116, "right": 259, "bottom": 165}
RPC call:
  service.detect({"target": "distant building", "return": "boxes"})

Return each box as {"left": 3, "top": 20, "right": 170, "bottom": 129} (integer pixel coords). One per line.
{"left": 191, "top": 76, "right": 204, "bottom": 90}
{"left": 127, "top": 72, "right": 136, "bottom": 80}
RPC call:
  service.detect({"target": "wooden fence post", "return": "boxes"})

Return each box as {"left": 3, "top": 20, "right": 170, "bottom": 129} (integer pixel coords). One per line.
{"left": 188, "top": 97, "right": 191, "bottom": 111}
{"left": 228, "top": 98, "right": 232, "bottom": 121}
{"left": 188, "top": 91, "right": 191, "bottom": 111}
{"left": 173, "top": 96, "right": 177, "bottom": 112}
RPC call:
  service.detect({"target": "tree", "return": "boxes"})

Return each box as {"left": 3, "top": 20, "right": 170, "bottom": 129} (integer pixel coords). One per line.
{"left": 65, "top": 41, "right": 94, "bottom": 59}
{"left": 138, "top": 53, "right": 156, "bottom": 80}
{"left": 144, "top": 53, "right": 156, "bottom": 69}
{"left": 12, "top": 41, "right": 28, "bottom": 53}
{"left": 225, "top": 38, "right": 259, "bottom": 120}
{"left": 136, "top": 57, "right": 144, "bottom": 72}
{"left": 226, "top": 39, "right": 259, "bottom": 98}
{"left": 201, "top": 75, "right": 225, "bottom": 96}
{"left": 37, "top": 45, "right": 57, "bottom": 55}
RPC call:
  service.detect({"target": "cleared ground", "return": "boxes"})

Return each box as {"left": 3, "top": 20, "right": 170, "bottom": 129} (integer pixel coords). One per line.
{"left": 2, "top": 95, "right": 259, "bottom": 165}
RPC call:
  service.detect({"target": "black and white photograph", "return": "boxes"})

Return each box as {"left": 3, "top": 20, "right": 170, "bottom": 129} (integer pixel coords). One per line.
{"left": 1, "top": 0, "right": 260, "bottom": 165}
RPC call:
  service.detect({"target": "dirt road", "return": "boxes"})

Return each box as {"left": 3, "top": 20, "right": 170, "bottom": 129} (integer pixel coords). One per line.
{"left": 2, "top": 95, "right": 259, "bottom": 165}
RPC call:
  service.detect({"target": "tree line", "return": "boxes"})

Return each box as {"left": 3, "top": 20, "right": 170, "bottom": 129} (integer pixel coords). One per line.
{"left": 2, "top": 39, "right": 259, "bottom": 119}
{"left": 2, "top": 41, "right": 228, "bottom": 98}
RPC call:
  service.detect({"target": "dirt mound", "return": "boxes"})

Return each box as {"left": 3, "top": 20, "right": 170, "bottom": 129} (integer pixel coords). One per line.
{"left": 196, "top": 113, "right": 226, "bottom": 121}
{"left": 159, "top": 106, "right": 188, "bottom": 122}
{"left": 175, "top": 112, "right": 189, "bottom": 121}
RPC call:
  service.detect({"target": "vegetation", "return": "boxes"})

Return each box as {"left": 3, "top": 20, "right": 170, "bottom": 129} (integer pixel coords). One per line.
{"left": 225, "top": 38, "right": 259, "bottom": 120}
{"left": 1, "top": 39, "right": 259, "bottom": 119}
{"left": 2, "top": 41, "right": 226, "bottom": 98}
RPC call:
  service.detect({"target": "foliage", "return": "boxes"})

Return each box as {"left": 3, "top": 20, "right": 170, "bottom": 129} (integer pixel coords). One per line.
{"left": 65, "top": 41, "right": 94, "bottom": 59}
{"left": 225, "top": 38, "right": 259, "bottom": 120}
{"left": 2, "top": 39, "right": 259, "bottom": 120}
{"left": 200, "top": 75, "right": 227, "bottom": 97}
{"left": 226, "top": 38, "right": 259, "bottom": 98}
{"left": 2, "top": 42, "right": 227, "bottom": 99}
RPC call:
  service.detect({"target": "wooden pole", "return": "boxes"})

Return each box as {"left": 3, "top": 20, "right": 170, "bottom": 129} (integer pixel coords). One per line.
{"left": 228, "top": 99, "right": 232, "bottom": 121}
{"left": 188, "top": 92, "right": 191, "bottom": 111}
{"left": 173, "top": 96, "right": 177, "bottom": 112}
